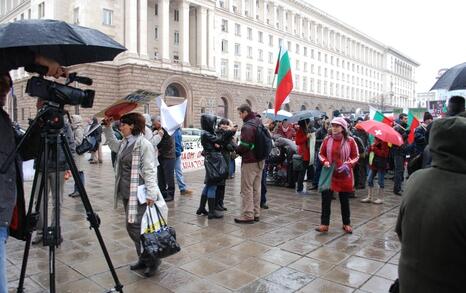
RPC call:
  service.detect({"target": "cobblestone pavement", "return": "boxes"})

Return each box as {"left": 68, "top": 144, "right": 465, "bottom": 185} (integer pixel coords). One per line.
{"left": 7, "top": 152, "right": 401, "bottom": 293}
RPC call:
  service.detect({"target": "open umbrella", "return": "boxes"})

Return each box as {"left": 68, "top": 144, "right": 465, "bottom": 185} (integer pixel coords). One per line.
{"left": 430, "top": 62, "right": 466, "bottom": 91}
{"left": 288, "top": 109, "right": 322, "bottom": 123}
{"left": 356, "top": 120, "right": 403, "bottom": 146}
{"left": 262, "top": 109, "right": 292, "bottom": 121}
{"left": 0, "top": 19, "right": 126, "bottom": 66}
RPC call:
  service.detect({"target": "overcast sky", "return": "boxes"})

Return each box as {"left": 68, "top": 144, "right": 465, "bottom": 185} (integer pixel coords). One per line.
{"left": 308, "top": 0, "right": 466, "bottom": 93}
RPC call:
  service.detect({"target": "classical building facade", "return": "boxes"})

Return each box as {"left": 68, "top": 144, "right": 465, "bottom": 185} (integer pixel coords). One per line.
{"left": 1, "top": 0, "right": 419, "bottom": 127}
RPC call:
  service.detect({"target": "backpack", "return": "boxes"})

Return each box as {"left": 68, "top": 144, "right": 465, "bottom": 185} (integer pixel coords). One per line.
{"left": 246, "top": 121, "right": 273, "bottom": 161}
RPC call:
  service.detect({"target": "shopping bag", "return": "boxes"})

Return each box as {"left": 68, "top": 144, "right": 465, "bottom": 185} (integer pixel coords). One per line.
{"left": 140, "top": 197, "right": 168, "bottom": 234}
{"left": 318, "top": 163, "right": 334, "bottom": 192}
{"left": 308, "top": 133, "right": 316, "bottom": 164}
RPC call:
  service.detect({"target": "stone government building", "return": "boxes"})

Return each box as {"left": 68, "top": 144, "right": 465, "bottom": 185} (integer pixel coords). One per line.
{"left": 2, "top": 0, "right": 419, "bottom": 127}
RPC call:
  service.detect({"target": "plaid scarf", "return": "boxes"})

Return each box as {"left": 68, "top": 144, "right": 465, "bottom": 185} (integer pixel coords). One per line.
{"left": 119, "top": 135, "right": 144, "bottom": 224}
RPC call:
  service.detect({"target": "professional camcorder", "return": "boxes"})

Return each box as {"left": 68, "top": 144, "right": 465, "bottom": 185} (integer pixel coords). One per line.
{"left": 26, "top": 75, "right": 95, "bottom": 108}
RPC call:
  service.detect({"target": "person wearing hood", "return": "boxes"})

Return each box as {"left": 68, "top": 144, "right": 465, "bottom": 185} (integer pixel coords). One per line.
{"left": 196, "top": 114, "right": 225, "bottom": 219}
{"left": 316, "top": 117, "right": 359, "bottom": 234}
{"left": 396, "top": 116, "right": 466, "bottom": 293}
{"left": 392, "top": 113, "right": 409, "bottom": 195}
{"left": 68, "top": 114, "right": 85, "bottom": 198}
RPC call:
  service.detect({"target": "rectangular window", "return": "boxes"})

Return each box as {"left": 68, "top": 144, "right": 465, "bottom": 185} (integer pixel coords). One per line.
{"left": 303, "top": 77, "right": 308, "bottom": 91}
{"left": 20, "top": 13, "right": 24, "bottom": 20}
{"left": 303, "top": 47, "right": 307, "bottom": 57}
{"left": 311, "top": 49, "right": 314, "bottom": 59}
{"left": 303, "top": 62, "right": 307, "bottom": 72}
{"left": 154, "top": 26, "right": 158, "bottom": 39}
{"left": 295, "top": 75, "right": 300, "bottom": 90}
{"left": 73, "top": 7, "right": 79, "bottom": 24}
{"left": 268, "top": 52, "right": 273, "bottom": 64}
{"left": 102, "top": 9, "right": 113, "bottom": 26}
{"left": 246, "top": 64, "right": 252, "bottom": 81}
{"left": 38, "top": 2, "right": 45, "bottom": 18}
{"left": 318, "top": 51, "right": 321, "bottom": 61}
{"left": 221, "top": 39, "right": 228, "bottom": 53}
{"left": 258, "top": 31, "right": 263, "bottom": 43}
{"left": 310, "top": 78, "right": 314, "bottom": 92}
{"left": 268, "top": 69, "right": 273, "bottom": 85}
{"left": 287, "top": 41, "right": 291, "bottom": 51}
{"left": 222, "top": 19, "right": 228, "bottom": 32}
{"left": 174, "top": 31, "right": 180, "bottom": 45}
{"left": 247, "top": 46, "right": 252, "bottom": 58}
{"left": 247, "top": 27, "right": 252, "bottom": 40}
{"left": 257, "top": 67, "right": 263, "bottom": 83}
{"left": 318, "top": 66, "right": 321, "bottom": 76}
{"left": 221, "top": 59, "right": 228, "bottom": 77}
{"left": 296, "top": 60, "right": 300, "bottom": 71}
{"left": 155, "top": 4, "right": 158, "bottom": 15}
{"left": 258, "top": 49, "right": 263, "bottom": 61}
{"left": 295, "top": 44, "right": 299, "bottom": 54}
{"left": 28, "top": 9, "right": 31, "bottom": 19}
{"left": 278, "top": 38, "right": 283, "bottom": 47}
{"left": 269, "top": 35, "right": 273, "bottom": 47}
{"left": 235, "top": 43, "right": 241, "bottom": 56}
{"left": 219, "top": 0, "right": 225, "bottom": 8}
{"left": 311, "top": 64, "right": 314, "bottom": 74}
{"left": 174, "top": 9, "right": 179, "bottom": 21}
{"left": 234, "top": 62, "right": 240, "bottom": 80}
{"left": 235, "top": 23, "right": 241, "bottom": 36}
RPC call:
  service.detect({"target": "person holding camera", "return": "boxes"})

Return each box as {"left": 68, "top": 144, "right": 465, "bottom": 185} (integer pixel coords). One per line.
{"left": 0, "top": 53, "right": 65, "bottom": 293}
{"left": 102, "top": 112, "right": 163, "bottom": 277}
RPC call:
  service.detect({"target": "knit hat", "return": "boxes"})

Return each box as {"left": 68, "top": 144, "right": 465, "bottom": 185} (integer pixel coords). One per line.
{"left": 423, "top": 111, "right": 433, "bottom": 122}
{"left": 331, "top": 117, "right": 348, "bottom": 132}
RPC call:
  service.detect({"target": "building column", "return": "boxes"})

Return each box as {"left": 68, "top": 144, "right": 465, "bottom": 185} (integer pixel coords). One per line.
{"left": 279, "top": 7, "right": 285, "bottom": 31}
{"left": 309, "top": 21, "right": 314, "bottom": 42}
{"left": 271, "top": 2, "right": 277, "bottom": 28}
{"left": 139, "top": 0, "right": 148, "bottom": 58}
{"left": 197, "top": 6, "right": 207, "bottom": 68}
{"left": 240, "top": 0, "right": 245, "bottom": 16}
{"left": 160, "top": 0, "right": 170, "bottom": 62}
{"left": 297, "top": 15, "right": 302, "bottom": 37}
{"left": 125, "top": 0, "right": 138, "bottom": 54}
{"left": 180, "top": 0, "right": 190, "bottom": 65}
{"left": 207, "top": 8, "right": 215, "bottom": 70}
{"left": 262, "top": 0, "right": 268, "bottom": 23}
{"left": 251, "top": 0, "right": 256, "bottom": 19}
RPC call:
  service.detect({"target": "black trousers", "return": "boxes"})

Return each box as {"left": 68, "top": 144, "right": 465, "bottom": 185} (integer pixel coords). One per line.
{"left": 296, "top": 161, "right": 310, "bottom": 192}
{"left": 321, "top": 190, "right": 351, "bottom": 226}
{"left": 157, "top": 158, "right": 176, "bottom": 199}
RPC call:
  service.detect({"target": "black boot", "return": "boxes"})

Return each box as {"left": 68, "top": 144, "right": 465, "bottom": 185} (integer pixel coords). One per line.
{"left": 216, "top": 186, "right": 227, "bottom": 211}
{"left": 196, "top": 194, "right": 208, "bottom": 216}
{"left": 208, "top": 198, "right": 223, "bottom": 219}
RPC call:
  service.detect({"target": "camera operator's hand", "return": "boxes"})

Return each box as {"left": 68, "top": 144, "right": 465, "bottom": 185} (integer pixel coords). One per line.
{"left": 34, "top": 55, "right": 68, "bottom": 78}
{"left": 102, "top": 117, "right": 112, "bottom": 127}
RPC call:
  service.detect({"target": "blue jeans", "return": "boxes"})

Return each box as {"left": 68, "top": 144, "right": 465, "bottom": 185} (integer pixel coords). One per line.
{"left": 229, "top": 158, "right": 236, "bottom": 177}
{"left": 367, "top": 169, "right": 385, "bottom": 188}
{"left": 202, "top": 185, "right": 217, "bottom": 199}
{"left": 175, "top": 156, "right": 187, "bottom": 192}
{"left": 0, "top": 226, "right": 8, "bottom": 293}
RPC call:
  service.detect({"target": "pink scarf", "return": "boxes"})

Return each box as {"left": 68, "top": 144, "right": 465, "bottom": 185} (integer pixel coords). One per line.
{"left": 326, "top": 133, "right": 351, "bottom": 164}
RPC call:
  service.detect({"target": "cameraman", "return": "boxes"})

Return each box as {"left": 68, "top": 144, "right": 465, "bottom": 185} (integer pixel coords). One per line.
{"left": 0, "top": 52, "right": 65, "bottom": 293}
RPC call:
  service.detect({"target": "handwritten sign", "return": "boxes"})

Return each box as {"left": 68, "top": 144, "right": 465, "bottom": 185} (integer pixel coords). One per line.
{"left": 180, "top": 135, "right": 204, "bottom": 172}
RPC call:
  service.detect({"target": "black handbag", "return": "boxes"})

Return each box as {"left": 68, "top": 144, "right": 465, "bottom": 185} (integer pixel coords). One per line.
{"left": 76, "top": 136, "right": 96, "bottom": 155}
{"left": 292, "top": 154, "right": 305, "bottom": 171}
{"left": 140, "top": 204, "right": 180, "bottom": 259}
{"left": 205, "top": 152, "right": 228, "bottom": 183}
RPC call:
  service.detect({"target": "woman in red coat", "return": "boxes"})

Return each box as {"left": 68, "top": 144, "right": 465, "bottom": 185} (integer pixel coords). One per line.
{"left": 316, "top": 117, "right": 359, "bottom": 234}
{"left": 294, "top": 119, "right": 311, "bottom": 194}
{"left": 361, "top": 137, "right": 389, "bottom": 204}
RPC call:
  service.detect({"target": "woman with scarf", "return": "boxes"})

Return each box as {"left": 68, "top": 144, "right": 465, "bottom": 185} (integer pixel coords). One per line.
{"left": 102, "top": 113, "right": 164, "bottom": 277}
{"left": 316, "top": 117, "right": 359, "bottom": 234}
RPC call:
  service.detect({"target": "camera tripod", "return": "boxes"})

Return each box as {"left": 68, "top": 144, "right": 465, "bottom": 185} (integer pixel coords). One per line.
{"left": 11, "top": 105, "right": 123, "bottom": 293}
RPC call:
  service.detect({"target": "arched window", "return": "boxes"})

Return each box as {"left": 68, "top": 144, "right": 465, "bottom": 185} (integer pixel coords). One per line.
{"left": 165, "top": 84, "right": 181, "bottom": 97}
{"left": 216, "top": 97, "right": 228, "bottom": 118}
{"left": 268, "top": 101, "right": 273, "bottom": 109}
{"left": 300, "top": 104, "right": 306, "bottom": 111}
{"left": 284, "top": 104, "right": 290, "bottom": 112}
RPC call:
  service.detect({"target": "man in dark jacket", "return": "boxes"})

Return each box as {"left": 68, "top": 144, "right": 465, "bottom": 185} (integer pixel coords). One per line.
{"left": 234, "top": 104, "right": 265, "bottom": 224}
{"left": 153, "top": 117, "right": 176, "bottom": 202}
{"left": 392, "top": 114, "right": 409, "bottom": 195}
{"left": 413, "top": 112, "right": 433, "bottom": 155}
{"left": 396, "top": 116, "right": 466, "bottom": 293}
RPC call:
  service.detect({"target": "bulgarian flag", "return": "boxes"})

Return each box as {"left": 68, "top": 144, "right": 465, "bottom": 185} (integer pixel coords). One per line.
{"left": 407, "top": 111, "right": 420, "bottom": 144}
{"left": 369, "top": 106, "right": 393, "bottom": 126}
{"left": 274, "top": 47, "right": 293, "bottom": 114}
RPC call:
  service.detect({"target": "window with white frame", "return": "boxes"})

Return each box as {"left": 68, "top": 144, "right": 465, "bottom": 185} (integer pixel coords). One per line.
{"left": 38, "top": 2, "right": 45, "bottom": 19}
{"left": 155, "top": 4, "right": 158, "bottom": 15}
{"left": 296, "top": 60, "right": 300, "bottom": 71}
{"left": 221, "top": 39, "right": 228, "bottom": 53}
{"left": 174, "top": 31, "right": 180, "bottom": 45}
{"left": 73, "top": 7, "right": 79, "bottom": 24}
{"left": 258, "top": 49, "right": 263, "bottom": 61}
{"left": 324, "top": 81, "right": 328, "bottom": 94}
{"left": 174, "top": 9, "right": 179, "bottom": 21}
{"left": 154, "top": 26, "right": 158, "bottom": 39}
{"left": 295, "top": 75, "right": 300, "bottom": 90}
{"left": 221, "top": 59, "right": 229, "bottom": 77}
{"left": 247, "top": 27, "right": 252, "bottom": 40}
{"left": 278, "top": 38, "right": 283, "bottom": 47}
{"left": 317, "top": 80, "right": 321, "bottom": 93}
{"left": 268, "top": 52, "right": 273, "bottom": 64}
{"left": 102, "top": 9, "right": 113, "bottom": 26}
{"left": 311, "top": 64, "right": 314, "bottom": 74}
{"left": 258, "top": 31, "right": 263, "bottom": 43}
{"left": 303, "top": 62, "right": 307, "bottom": 72}
{"left": 295, "top": 44, "right": 299, "bottom": 54}
{"left": 268, "top": 69, "right": 273, "bottom": 85}
{"left": 247, "top": 46, "right": 252, "bottom": 58}
{"left": 303, "top": 47, "right": 307, "bottom": 56}
{"left": 222, "top": 19, "right": 228, "bottom": 32}
{"left": 318, "top": 51, "right": 321, "bottom": 61}
{"left": 246, "top": 64, "right": 252, "bottom": 81}
{"left": 257, "top": 67, "right": 263, "bottom": 83}
{"left": 318, "top": 66, "right": 321, "bottom": 76}
{"left": 303, "top": 77, "right": 308, "bottom": 91}
{"left": 219, "top": 0, "right": 225, "bottom": 8}
{"left": 234, "top": 62, "right": 241, "bottom": 80}
{"left": 235, "top": 43, "right": 241, "bottom": 56}
{"left": 235, "top": 23, "right": 241, "bottom": 36}
{"left": 310, "top": 78, "right": 314, "bottom": 92}
{"left": 269, "top": 35, "right": 273, "bottom": 47}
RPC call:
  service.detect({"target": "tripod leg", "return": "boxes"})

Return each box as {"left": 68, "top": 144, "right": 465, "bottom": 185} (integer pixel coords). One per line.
{"left": 17, "top": 136, "right": 46, "bottom": 293}
{"left": 60, "top": 134, "right": 123, "bottom": 292}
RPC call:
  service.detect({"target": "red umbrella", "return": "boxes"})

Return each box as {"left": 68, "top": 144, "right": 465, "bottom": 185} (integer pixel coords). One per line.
{"left": 356, "top": 120, "right": 404, "bottom": 146}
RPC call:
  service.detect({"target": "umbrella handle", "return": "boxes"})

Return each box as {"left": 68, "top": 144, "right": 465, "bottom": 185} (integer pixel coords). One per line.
{"left": 25, "top": 64, "right": 48, "bottom": 75}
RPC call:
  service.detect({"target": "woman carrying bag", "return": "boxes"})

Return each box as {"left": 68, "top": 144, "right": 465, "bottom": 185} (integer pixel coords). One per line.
{"left": 316, "top": 117, "right": 359, "bottom": 234}
{"left": 102, "top": 113, "right": 164, "bottom": 277}
{"left": 361, "top": 137, "right": 389, "bottom": 204}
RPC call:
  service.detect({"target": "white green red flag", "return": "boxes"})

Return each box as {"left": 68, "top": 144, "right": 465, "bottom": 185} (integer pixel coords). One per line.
{"left": 369, "top": 106, "right": 393, "bottom": 126}
{"left": 274, "top": 47, "right": 293, "bottom": 114}
{"left": 407, "top": 111, "right": 420, "bottom": 144}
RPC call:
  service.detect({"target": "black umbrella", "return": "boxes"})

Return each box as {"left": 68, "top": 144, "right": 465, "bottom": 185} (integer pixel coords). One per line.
{"left": 288, "top": 109, "right": 322, "bottom": 123}
{"left": 0, "top": 19, "right": 126, "bottom": 66}
{"left": 430, "top": 62, "right": 466, "bottom": 91}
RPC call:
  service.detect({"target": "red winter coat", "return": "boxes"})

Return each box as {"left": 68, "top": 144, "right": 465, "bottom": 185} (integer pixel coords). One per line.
{"left": 295, "top": 129, "right": 310, "bottom": 162}
{"left": 319, "top": 136, "right": 359, "bottom": 192}
{"left": 369, "top": 141, "right": 389, "bottom": 171}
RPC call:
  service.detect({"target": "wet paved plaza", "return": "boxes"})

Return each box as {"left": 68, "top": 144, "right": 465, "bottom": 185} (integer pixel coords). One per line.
{"left": 7, "top": 152, "right": 401, "bottom": 292}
